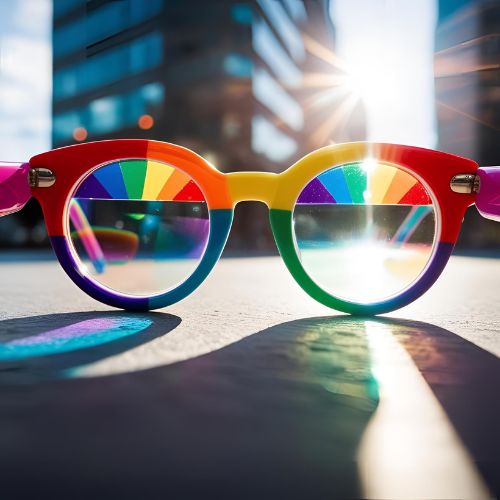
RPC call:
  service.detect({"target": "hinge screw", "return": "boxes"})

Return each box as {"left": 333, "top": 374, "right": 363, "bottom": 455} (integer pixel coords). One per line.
{"left": 450, "top": 173, "right": 479, "bottom": 194}
{"left": 29, "top": 168, "right": 56, "bottom": 188}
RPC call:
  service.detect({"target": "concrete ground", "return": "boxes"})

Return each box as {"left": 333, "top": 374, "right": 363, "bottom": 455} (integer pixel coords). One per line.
{"left": 0, "top": 254, "right": 499, "bottom": 499}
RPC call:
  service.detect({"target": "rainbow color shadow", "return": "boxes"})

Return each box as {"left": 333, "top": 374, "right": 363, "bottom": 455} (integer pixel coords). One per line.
{"left": 0, "top": 316, "right": 152, "bottom": 361}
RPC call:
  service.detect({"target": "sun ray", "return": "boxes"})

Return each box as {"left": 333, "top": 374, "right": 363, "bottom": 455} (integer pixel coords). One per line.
{"left": 311, "top": 93, "right": 360, "bottom": 146}
{"left": 437, "top": 100, "right": 500, "bottom": 133}
{"left": 301, "top": 72, "right": 351, "bottom": 90}
{"left": 434, "top": 34, "right": 500, "bottom": 57}
{"left": 302, "top": 33, "right": 350, "bottom": 72}
{"left": 302, "top": 87, "right": 350, "bottom": 112}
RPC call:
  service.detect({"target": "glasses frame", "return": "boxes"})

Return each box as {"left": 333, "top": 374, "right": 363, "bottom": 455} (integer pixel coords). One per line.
{"left": 19, "top": 140, "right": 478, "bottom": 314}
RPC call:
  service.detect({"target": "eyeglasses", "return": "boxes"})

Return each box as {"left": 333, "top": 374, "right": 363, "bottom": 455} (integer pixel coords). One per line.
{"left": 0, "top": 140, "right": 496, "bottom": 315}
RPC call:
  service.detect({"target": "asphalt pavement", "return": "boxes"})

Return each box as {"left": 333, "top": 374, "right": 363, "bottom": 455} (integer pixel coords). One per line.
{"left": 0, "top": 254, "right": 498, "bottom": 499}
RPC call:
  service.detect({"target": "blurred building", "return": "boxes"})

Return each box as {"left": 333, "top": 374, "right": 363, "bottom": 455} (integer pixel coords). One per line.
{"left": 436, "top": 0, "right": 500, "bottom": 248}
{"left": 52, "top": 0, "right": 365, "bottom": 250}
{"left": 0, "top": 0, "right": 51, "bottom": 249}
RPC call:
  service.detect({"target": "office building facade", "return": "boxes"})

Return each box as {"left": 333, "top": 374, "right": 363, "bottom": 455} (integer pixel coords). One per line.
{"left": 53, "top": 0, "right": 365, "bottom": 248}
{"left": 436, "top": 0, "right": 500, "bottom": 248}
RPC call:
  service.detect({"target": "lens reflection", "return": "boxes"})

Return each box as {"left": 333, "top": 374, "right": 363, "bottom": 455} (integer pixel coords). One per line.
{"left": 67, "top": 159, "right": 210, "bottom": 296}
{"left": 293, "top": 162, "right": 437, "bottom": 304}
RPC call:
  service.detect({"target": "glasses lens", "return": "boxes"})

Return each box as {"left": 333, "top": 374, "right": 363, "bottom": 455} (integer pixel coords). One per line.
{"left": 293, "top": 161, "right": 437, "bottom": 304}
{"left": 67, "top": 159, "right": 210, "bottom": 296}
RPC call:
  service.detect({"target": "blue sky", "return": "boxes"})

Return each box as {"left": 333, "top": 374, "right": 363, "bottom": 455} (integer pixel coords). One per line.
{"left": 0, "top": 0, "right": 51, "bottom": 161}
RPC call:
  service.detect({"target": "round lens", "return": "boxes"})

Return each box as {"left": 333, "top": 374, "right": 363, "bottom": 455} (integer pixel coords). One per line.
{"left": 293, "top": 161, "right": 438, "bottom": 304}
{"left": 67, "top": 159, "right": 210, "bottom": 296}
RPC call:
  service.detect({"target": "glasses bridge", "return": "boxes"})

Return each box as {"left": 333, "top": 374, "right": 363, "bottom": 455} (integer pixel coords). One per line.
{"left": 226, "top": 171, "right": 280, "bottom": 206}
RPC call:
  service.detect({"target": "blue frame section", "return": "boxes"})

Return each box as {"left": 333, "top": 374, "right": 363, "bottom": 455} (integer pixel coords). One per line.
{"left": 354, "top": 241, "right": 454, "bottom": 315}
{"left": 149, "top": 209, "right": 233, "bottom": 309}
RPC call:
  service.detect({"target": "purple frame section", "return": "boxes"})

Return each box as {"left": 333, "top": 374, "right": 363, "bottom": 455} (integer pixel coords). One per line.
{"left": 49, "top": 209, "right": 233, "bottom": 312}
{"left": 50, "top": 236, "right": 149, "bottom": 311}
{"left": 476, "top": 167, "right": 500, "bottom": 222}
{"left": 368, "top": 241, "right": 454, "bottom": 314}
{"left": 0, "top": 162, "right": 31, "bottom": 217}
{"left": 308, "top": 241, "right": 455, "bottom": 315}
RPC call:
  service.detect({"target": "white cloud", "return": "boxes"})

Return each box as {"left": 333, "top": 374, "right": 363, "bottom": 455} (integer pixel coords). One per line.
{"left": 0, "top": 0, "right": 51, "bottom": 160}
{"left": 13, "top": 0, "right": 52, "bottom": 38}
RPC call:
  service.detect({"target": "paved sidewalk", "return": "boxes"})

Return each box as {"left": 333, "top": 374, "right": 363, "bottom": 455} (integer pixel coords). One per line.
{"left": 0, "top": 255, "right": 498, "bottom": 499}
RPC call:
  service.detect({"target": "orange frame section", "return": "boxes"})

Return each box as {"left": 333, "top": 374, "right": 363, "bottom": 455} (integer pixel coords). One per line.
{"left": 30, "top": 139, "right": 232, "bottom": 236}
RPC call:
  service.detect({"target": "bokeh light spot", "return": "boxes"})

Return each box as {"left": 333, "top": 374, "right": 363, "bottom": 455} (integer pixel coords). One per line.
{"left": 73, "top": 127, "right": 88, "bottom": 142}
{"left": 138, "top": 114, "right": 154, "bottom": 130}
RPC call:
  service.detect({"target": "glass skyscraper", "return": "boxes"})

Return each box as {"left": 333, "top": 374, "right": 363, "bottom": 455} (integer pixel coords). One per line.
{"left": 52, "top": 0, "right": 365, "bottom": 248}
{"left": 436, "top": 0, "right": 500, "bottom": 248}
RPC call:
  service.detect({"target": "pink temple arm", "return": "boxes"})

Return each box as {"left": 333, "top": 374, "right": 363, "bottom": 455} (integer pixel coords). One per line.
{"left": 476, "top": 167, "right": 500, "bottom": 222}
{"left": 1, "top": 162, "right": 105, "bottom": 273}
{"left": 0, "top": 162, "right": 31, "bottom": 217}
{"left": 69, "top": 199, "right": 106, "bottom": 273}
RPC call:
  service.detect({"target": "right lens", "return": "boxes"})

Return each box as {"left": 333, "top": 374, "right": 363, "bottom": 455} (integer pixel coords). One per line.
{"left": 67, "top": 159, "right": 210, "bottom": 297}
{"left": 293, "top": 161, "right": 438, "bottom": 304}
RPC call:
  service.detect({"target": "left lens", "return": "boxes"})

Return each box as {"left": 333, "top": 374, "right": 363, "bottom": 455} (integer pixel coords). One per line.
{"left": 67, "top": 159, "right": 210, "bottom": 297}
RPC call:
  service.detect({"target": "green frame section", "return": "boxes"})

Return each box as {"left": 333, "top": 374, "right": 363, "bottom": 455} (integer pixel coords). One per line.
{"left": 268, "top": 209, "right": 451, "bottom": 316}
{"left": 269, "top": 208, "right": 365, "bottom": 314}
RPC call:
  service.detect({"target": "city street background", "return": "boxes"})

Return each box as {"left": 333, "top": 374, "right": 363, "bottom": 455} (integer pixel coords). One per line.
{"left": 1, "top": 0, "right": 500, "bottom": 250}
{"left": 0, "top": 1, "right": 499, "bottom": 499}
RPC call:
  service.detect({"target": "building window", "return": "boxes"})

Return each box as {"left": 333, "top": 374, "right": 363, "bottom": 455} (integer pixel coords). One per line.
{"left": 256, "top": 0, "right": 305, "bottom": 62}
{"left": 88, "top": 96, "right": 124, "bottom": 135}
{"left": 253, "top": 18, "right": 302, "bottom": 87}
{"left": 231, "top": 4, "right": 253, "bottom": 24}
{"left": 252, "top": 114, "right": 297, "bottom": 162}
{"left": 54, "top": 0, "right": 84, "bottom": 20}
{"left": 253, "top": 67, "right": 304, "bottom": 131}
{"left": 282, "top": 0, "right": 307, "bottom": 22}
{"left": 54, "top": 32, "right": 163, "bottom": 101}
{"left": 54, "top": 0, "right": 163, "bottom": 60}
{"left": 53, "top": 82, "right": 165, "bottom": 143}
{"left": 223, "top": 53, "right": 253, "bottom": 78}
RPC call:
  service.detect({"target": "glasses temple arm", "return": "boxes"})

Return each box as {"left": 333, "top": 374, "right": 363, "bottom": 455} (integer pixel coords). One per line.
{"left": 475, "top": 167, "right": 500, "bottom": 222}
{"left": 69, "top": 199, "right": 106, "bottom": 273}
{"left": 0, "top": 162, "right": 31, "bottom": 217}
{"left": 0, "top": 163, "right": 105, "bottom": 272}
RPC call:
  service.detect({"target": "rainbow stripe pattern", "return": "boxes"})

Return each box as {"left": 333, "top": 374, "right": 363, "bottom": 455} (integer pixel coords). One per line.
{"left": 75, "top": 160, "right": 205, "bottom": 202}
{"left": 26, "top": 139, "right": 476, "bottom": 316}
{"left": 297, "top": 162, "right": 431, "bottom": 205}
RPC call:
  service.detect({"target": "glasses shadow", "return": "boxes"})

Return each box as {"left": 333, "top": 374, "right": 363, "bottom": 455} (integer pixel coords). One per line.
{"left": 0, "top": 314, "right": 498, "bottom": 499}
{"left": 0, "top": 311, "right": 181, "bottom": 383}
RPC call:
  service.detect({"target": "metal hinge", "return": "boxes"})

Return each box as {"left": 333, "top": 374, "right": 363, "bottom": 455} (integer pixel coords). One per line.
{"left": 450, "top": 173, "right": 480, "bottom": 194}
{"left": 29, "top": 168, "right": 56, "bottom": 188}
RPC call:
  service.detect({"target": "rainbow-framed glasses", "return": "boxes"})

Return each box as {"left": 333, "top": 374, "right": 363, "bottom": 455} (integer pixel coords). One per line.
{"left": 1, "top": 140, "right": 498, "bottom": 315}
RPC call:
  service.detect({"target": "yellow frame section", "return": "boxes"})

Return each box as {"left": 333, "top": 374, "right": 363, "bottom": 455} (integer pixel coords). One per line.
{"left": 226, "top": 142, "right": 372, "bottom": 210}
